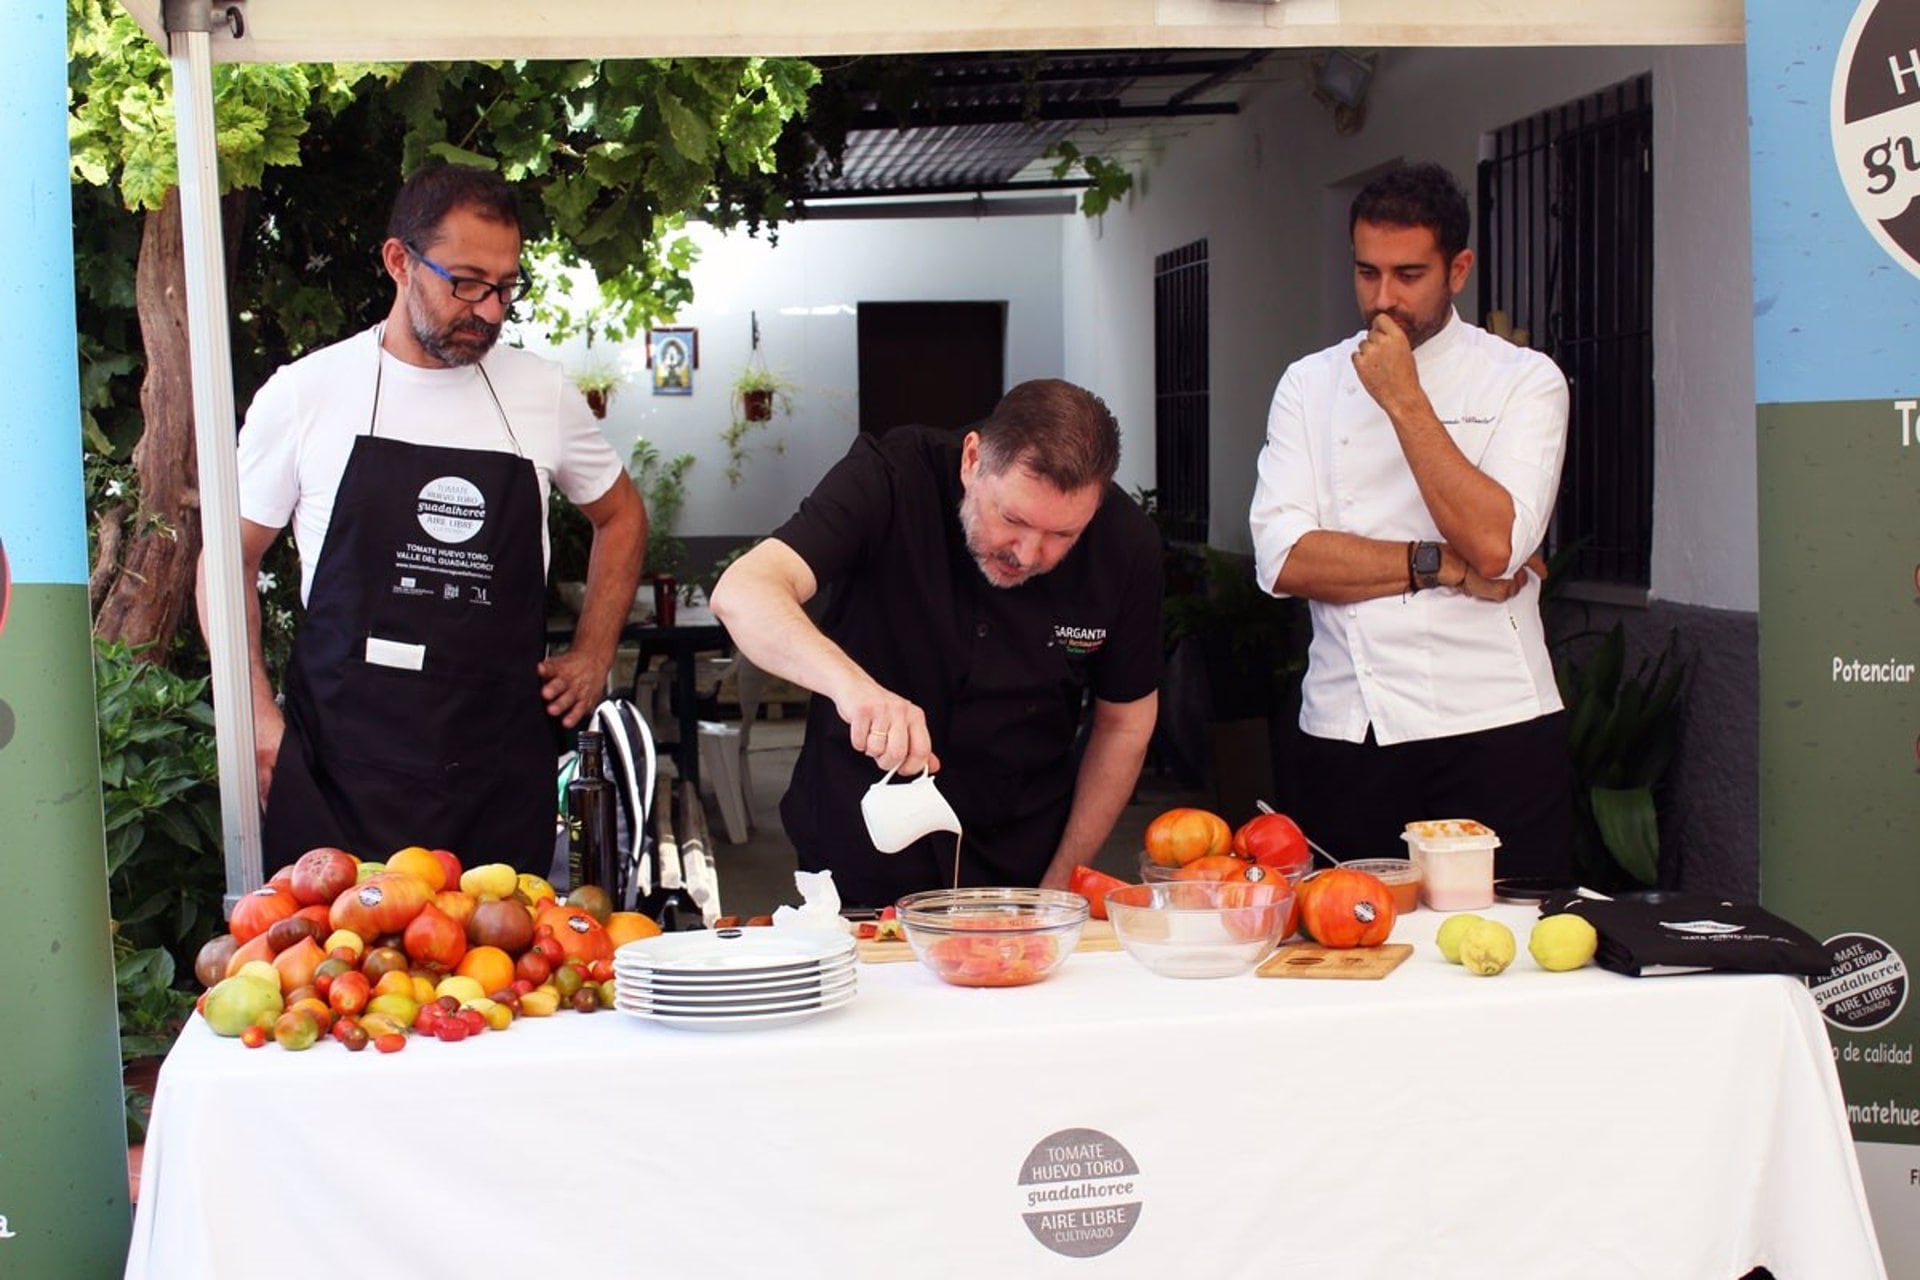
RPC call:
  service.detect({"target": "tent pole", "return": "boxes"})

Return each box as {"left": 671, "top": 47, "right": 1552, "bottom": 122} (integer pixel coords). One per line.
{"left": 166, "top": 0, "right": 262, "bottom": 904}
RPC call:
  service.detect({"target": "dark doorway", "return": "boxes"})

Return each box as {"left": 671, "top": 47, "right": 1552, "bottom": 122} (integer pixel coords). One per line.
{"left": 856, "top": 301, "right": 1006, "bottom": 435}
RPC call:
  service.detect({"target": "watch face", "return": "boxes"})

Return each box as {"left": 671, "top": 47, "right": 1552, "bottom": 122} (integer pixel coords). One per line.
{"left": 1413, "top": 543, "right": 1442, "bottom": 575}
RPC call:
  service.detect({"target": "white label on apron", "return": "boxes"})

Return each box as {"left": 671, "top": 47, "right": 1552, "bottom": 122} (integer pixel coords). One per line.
{"left": 416, "top": 475, "right": 487, "bottom": 543}
{"left": 365, "top": 636, "right": 427, "bottom": 671}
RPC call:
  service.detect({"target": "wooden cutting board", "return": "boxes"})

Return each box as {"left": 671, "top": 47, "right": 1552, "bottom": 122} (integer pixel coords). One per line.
{"left": 858, "top": 919, "right": 1120, "bottom": 964}
{"left": 1256, "top": 942, "right": 1413, "bottom": 980}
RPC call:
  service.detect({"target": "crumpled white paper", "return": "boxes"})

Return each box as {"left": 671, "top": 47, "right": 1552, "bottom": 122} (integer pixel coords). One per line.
{"left": 770, "top": 868, "right": 854, "bottom": 935}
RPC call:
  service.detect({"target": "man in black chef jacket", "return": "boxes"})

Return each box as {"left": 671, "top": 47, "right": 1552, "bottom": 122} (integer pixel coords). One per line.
{"left": 710, "top": 379, "right": 1163, "bottom": 907}
{"left": 200, "top": 165, "right": 647, "bottom": 874}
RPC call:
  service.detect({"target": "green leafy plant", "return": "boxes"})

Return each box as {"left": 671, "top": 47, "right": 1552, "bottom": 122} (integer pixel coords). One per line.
{"left": 95, "top": 638, "right": 225, "bottom": 1136}
{"left": 571, "top": 361, "right": 626, "bottom": 418}
{"left": 95, "top": 639, "right": 226, "bottom": 959}
{"left": 1554, "top": 622, "right": 1688, "bottom": 889}
{"left": 114, "top": 930, "right": 195, "bottom": 1141}
{"left": 1045, "top": 139, "right": 1136, "bottom": 217}
{"left": 631, "top": 438, "right": 696, "bottom": 579}
{"left": 723, "top": 364, "right": 796, "bottom": 484}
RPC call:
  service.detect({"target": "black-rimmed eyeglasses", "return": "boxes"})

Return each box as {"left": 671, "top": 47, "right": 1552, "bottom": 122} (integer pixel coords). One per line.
{"left": 405, "top": 241, "right": 532, "bottom": 307}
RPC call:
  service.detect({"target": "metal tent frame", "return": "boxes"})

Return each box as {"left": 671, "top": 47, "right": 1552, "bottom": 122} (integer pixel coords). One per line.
{"left": 128, "top": 0, "right": 1742, "bottom": 903}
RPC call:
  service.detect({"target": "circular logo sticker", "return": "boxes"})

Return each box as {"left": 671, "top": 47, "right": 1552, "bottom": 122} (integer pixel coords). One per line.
{"left": 1016, "top": 1128, "right": 1143, "bottom": 1258}
{"left": 1809, "top": 932, "right": 1909, "bottom": 1032}
{"left": 1832, "top": 0, "right": 1920, "bottom": 279}
{"left": 416, "top": 476, "right": 486, "bottom": 544}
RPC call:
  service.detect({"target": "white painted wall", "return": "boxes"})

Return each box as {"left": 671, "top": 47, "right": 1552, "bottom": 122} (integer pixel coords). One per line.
{"left": 536, "top": 214, "right": 1064, "bottom": 539}
{"left": 1063, "top": 45, "right": 1758, "bottom": 612}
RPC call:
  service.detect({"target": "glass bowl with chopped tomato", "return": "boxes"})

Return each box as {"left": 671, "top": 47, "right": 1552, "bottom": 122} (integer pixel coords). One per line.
{"left": 894, "top": 887, "right": 1088, "bottom": 988}
{"left": 1104, "top": 879, "right": 1292, "bottom": 979}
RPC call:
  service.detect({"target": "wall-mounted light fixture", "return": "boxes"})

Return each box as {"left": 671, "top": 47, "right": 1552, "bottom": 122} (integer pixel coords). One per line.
{"left": 1310, "top": 50, "right": 1375, "bottom": 135}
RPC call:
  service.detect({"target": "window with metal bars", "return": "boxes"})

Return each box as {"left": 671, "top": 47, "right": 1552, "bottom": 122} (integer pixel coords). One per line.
{"left": 1477, "top": 73, "right": 1654, "bottom": 590}
{"left": 1154, "top": 239, "right": 1210, "bottom": 544}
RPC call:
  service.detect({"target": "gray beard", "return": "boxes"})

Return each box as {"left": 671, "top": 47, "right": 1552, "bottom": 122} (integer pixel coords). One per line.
{"left": 408, "top": 291, "right": 499, "bottom": 368}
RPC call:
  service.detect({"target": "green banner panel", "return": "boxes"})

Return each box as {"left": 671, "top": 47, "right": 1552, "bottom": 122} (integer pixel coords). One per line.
{"left": 1759, "top": 398, "right": 1918, "bottom": 1143}
{"left": 0, "top": 585, "right": 130, "bottom": 1274}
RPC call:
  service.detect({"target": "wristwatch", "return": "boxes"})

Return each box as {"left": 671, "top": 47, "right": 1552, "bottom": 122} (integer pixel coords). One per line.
{"left": 1409, "top": 541, "right": 1444, "bottom": 592}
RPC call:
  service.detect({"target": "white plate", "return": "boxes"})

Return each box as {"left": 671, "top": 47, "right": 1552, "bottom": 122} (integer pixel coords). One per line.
{"left": 614, "top": 928, "right": 854, "bottom": 975}
{"left": 619, "top": 973, "right": 858, "bottom": 1010}
{"left": 618, "top": 991, "right": 857, "bottom": 1029}
{"left": 615, "top": 957, "right": 857, "bottom": 992}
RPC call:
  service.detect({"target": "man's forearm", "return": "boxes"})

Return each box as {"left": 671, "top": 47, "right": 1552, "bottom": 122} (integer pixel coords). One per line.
{"left": 1273, "top": 531, "right": 1420, "bottom": 604}
{"left": 573, "top": 503, "right": 646, "bottom": 668}
{"left": 1040, "top": 695, "right": 1157, "bottom": 889}
{"left": 1385, "top": 397, "right": 1517, "bottom": 577}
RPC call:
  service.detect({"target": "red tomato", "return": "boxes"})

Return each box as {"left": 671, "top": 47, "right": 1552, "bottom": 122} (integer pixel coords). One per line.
{"left": 1067, "top": 865, "right": 1131, "bottom": 920}
{"left": 1232, "top": 812, "right": 1312, "bottom": 878}
{"left": 373, "top": 1033, "right": 407, "bottom": 1054}
{"left": 924, "top": 930, "right": 1061, "bottom": 987}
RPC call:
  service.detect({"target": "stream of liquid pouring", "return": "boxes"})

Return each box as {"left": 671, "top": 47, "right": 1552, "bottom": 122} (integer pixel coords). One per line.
{"left": 952, "top": 831, "right": 963, "bottom": 891}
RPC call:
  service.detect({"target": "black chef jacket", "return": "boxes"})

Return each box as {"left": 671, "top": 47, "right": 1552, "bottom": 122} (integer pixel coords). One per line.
{"left": 773, "top": 426, "right": 1163, "bottom": 908}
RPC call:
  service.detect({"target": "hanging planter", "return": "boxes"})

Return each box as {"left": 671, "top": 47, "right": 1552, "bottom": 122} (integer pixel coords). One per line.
{"left": 725, "top": 364, "right": 797, "bottom": 486}
{"left": 571, "top": 365, "right": 624, "bottom": 421}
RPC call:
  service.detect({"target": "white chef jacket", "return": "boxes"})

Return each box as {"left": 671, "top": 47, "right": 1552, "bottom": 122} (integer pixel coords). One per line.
{"left": 1249, "top": 309, "right": 1569, "bottom": 746}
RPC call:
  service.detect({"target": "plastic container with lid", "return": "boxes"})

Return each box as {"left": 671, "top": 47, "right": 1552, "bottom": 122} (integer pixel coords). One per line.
{"left": 1402, "top": 820, "right": 1500, "bottom": 911}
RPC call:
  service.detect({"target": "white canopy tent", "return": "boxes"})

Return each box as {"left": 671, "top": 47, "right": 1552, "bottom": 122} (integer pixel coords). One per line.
{"left": 124, "top": 0, "right": 1743, "bottom": 901}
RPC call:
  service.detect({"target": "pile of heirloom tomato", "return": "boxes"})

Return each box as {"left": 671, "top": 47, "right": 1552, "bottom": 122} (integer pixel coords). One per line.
{"left": 191, "top": 845, "right": 662, "bottom": 1054}
{"left": 1066, "top": 807, "right": 1400, "bottom": 948}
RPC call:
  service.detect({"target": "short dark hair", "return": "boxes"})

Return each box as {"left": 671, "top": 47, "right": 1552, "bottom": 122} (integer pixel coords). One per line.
{"left": 386, "top": 164, "right": 522, "bottom": 250}
{"left": 1349, "top": 162, "right": 1471, "bottom": 263}
{"left": 976, "top": 379, "right": 1120, "bottom": 493}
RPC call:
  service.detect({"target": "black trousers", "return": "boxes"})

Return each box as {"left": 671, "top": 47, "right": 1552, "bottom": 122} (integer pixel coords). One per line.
{"left": 1290, "top": 711, "right": 1573, "bottom": 881}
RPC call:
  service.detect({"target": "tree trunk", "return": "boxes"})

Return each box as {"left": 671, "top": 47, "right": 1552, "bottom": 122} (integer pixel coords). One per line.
{"left": 92, "top": 189, "right": 202, "bottom": 659}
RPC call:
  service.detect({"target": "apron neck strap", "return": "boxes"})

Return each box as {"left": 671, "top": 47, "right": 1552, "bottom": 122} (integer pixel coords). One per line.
{"left": 369, "top": 322, "right": 524, "bottom": 457}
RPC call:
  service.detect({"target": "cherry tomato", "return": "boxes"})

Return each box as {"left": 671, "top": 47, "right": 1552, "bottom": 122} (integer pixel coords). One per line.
{"left": 373, "top": 1033, "right": 407, "bottom": 1054}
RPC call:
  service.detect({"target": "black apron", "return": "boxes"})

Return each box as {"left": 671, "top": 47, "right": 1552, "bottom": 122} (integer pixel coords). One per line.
{"left": 263, "top": 333, "right": 554, "bottom": 874}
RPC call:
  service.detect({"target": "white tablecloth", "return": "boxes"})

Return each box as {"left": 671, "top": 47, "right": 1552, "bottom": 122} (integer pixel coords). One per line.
{"left": 125, "top": 906, "right": 1884, "bottom": 1280}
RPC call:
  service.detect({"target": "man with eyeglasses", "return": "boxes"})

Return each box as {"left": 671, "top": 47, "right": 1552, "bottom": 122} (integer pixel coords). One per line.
{"left": 200, "top": 164, "right": 647, "bottom": 875}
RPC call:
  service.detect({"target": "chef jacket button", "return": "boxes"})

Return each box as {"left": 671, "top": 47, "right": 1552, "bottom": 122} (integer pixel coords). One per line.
{"left": 1339, "top": 436, "right": 1350, "bottom": 445}
{"left": 1346, "top": 607, "right": 1357, "bottom": 618}
{"left": 976, "top": 623, "right": 989, "bottom": 638}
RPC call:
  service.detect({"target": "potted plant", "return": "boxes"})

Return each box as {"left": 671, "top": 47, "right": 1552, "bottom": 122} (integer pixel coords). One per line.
{"left": 630, "top": 438, "right": 695, "bottom": 583}
{"left": 572, "top": 364, "right": 625, "bottom": 420}
{"left": 724, "top": 365, "right": 796, "bottom": 484}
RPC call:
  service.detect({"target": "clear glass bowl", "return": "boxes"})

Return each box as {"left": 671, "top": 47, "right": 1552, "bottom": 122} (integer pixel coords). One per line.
{"left": 1105, "top": 880, "right": 1293, "bottom": 979}
{"left": 894, "top": 887, "right": 1088, "bottom": 988}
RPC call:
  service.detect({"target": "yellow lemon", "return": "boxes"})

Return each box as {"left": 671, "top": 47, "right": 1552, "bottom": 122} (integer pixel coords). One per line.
{"left": 1434, "top": 913, "right": 1486, "bottom": 964}
{"left": 1458, "top": 919, "right": 1516, "bottom": 976}
{"left": 1529, "top": 914, "right": 1599, "bottom": 972}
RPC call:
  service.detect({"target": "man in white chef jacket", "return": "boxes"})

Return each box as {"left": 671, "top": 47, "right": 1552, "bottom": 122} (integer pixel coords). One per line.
{"left": 1249, "top": 161, "right": 1571, "bottom": 880}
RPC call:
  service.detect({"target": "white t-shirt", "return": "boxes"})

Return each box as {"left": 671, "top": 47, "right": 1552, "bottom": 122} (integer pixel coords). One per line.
{"left": 237, "top": 326, "right": 624, "bottom": 604}
{"left": 1249, "top": 309, "right": 1569, "bottom": 746}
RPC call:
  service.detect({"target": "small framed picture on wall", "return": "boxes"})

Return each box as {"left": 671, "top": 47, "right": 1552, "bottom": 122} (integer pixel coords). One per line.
{"left": 648, "top": 327, "right": 697, "bottom": 395}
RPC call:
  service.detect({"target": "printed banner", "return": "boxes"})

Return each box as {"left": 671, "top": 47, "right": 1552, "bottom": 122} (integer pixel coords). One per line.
{"left": 1750, "top": 0, "right": 1920, "bottom": 1270}
{"left": 0, "top": 3, "right": 131, "bottom": 1273}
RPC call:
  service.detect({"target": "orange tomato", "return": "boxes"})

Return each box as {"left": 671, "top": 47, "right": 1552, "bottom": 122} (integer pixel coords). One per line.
{"left": 605, "top": 912, "right": 663, "bottom": 948}
{"left": 455, "top": 945, "right": 516, "bottom": 996}
{"left": 386, "top": 846, "right": 447, "bottom": 892}
{"left": 1172, "top": 854, "right": 1254, "bottom": 882}
{"left": 1143, "top": 808, "right": 1232, "bottom": 867}
{"left": 1297, "top": 868, "right": 1395, "bottom": 948}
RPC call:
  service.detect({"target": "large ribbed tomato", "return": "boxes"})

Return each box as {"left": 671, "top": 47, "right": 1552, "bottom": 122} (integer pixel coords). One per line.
{"left": 1143, "top": 808, "right": 1232, "bottom": 867}
{"left": 1297, "top": 868, "right": 1396, "bottom": 948}
{"left": 1231, "top": 812, "right": 1312, "bottom": 878}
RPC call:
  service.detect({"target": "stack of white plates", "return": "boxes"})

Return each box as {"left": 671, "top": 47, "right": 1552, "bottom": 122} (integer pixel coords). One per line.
{"left": 612, "top": 927, "right": 858, "bottom": 1030}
